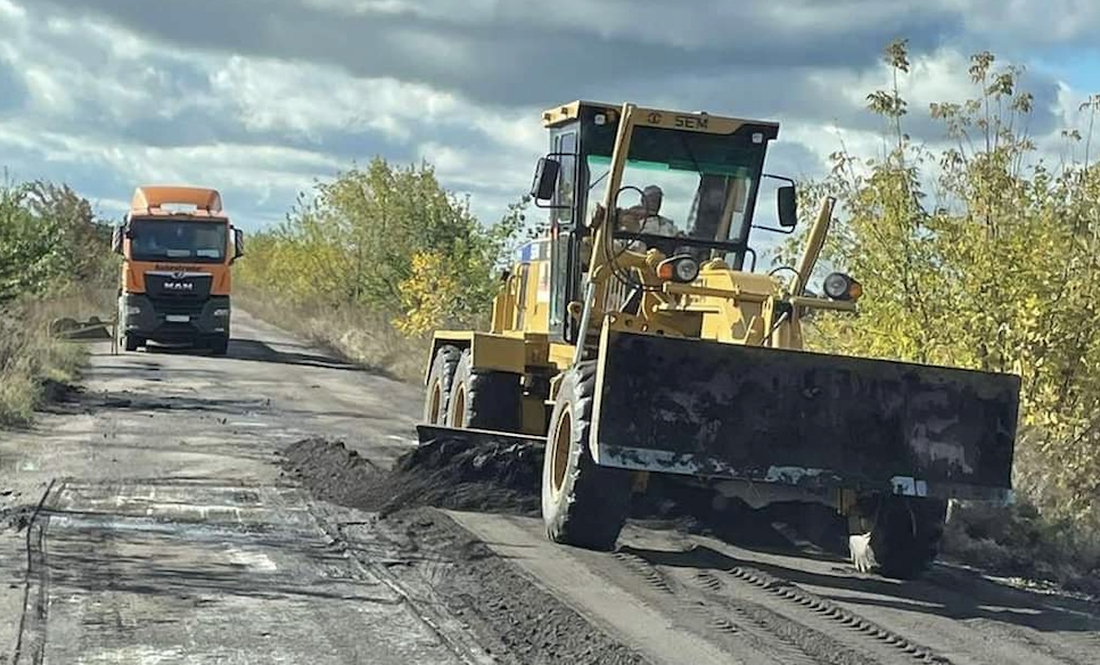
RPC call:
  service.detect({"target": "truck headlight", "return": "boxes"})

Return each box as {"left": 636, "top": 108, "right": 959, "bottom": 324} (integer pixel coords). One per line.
{"left": 126, "top": 306, "right": 142, "bottom": 315}
{"left": 213, "top": 308, "right": 229, "bottom": 317}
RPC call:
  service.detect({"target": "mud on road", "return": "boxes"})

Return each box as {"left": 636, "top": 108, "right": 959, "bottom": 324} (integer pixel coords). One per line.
{"left": 284, "top": 431, "right": 1100, "bottom": 665}
{"left": 281, "top": 436, "right": 650, "bottom": 664}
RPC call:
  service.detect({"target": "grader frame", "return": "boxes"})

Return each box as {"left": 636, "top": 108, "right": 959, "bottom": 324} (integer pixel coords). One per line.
{"left": 419, "top": 100, "right": 1021, "bottom": 578}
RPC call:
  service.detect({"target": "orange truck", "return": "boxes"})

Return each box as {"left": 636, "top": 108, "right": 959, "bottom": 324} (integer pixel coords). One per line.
{"left": 110, "top": 186, "right": 244, "bottom": 354}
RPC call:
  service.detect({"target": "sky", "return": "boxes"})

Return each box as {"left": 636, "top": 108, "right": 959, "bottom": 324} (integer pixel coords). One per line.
{"left": 2, "top": 0, "right": 1100, "bottom": 250}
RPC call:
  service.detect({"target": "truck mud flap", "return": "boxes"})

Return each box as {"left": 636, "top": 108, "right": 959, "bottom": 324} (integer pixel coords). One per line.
{"left": 589, "top": 328, "right": 1021, "bottom": 497}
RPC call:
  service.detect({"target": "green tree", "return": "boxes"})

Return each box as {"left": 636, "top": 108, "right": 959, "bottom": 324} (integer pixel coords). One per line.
{"left": 237, "top": 157, "right": 530, "bottom": 334}
{"left": 775, "top": 40, "right": 1100, "bottom": 527}
{"left": 0, "top": 176, "right": 113, "bottom": 304}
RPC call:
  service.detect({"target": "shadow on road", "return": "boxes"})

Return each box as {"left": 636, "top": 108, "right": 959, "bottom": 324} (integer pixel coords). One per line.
{"left": 138, "top": 338, "right": 399, "bottom": 378}
{"left": 40, "top": 505, "right": 400, "bottom": 605}
{"left": 617, "top": 542, "right": 1100, "bottom": 633}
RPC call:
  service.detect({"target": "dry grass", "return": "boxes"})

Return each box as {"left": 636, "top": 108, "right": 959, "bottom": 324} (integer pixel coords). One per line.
{"left": 0, "top": 286, "right": 114, "bottom": 427}
{"left": 941, "top": 498, "right": 1100, "bottom": 597}
{"left": 236, "top": 286, "right": 429, "bottom": 383}
{"left": 940, "top": 430, "right": 1100, "bottom": 598}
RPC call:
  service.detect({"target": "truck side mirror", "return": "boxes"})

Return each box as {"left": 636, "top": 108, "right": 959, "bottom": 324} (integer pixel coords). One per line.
{"left": 529, "top": 157, "right": 560, "bottom": 202}
{"left": 232, "top": 228, "right": 245, "bottom": 261}
{"left": 111, "top": 225, "right": 124, "bottom": 255}
{"left": 777, "top": 185, "right": 798, "bottom": 228}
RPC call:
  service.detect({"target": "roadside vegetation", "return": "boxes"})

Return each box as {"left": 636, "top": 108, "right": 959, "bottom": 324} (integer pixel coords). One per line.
{"left": 0, "top": 177, "right": 116, "bottom": 427}
{"left": 774, "top": 40, "right": 1100, "bottom": 593}
{"left": 234, "top": 158, "right": 533, "bottom": 381}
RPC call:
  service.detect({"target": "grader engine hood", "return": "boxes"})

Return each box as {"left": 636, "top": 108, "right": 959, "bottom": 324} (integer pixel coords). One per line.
{"left": 589, "top": 326, "right": 1021, "bottom": 499}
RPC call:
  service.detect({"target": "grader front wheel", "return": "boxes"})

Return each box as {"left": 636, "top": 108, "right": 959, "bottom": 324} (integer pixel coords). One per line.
{"left": 541, "top": 361, "right": 632, "bottom": 551}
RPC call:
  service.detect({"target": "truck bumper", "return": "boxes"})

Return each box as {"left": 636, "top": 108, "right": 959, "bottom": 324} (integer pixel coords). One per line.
{"left": 119, "top": 294, "right": 230, "bottom": 343}
{"left": 589, "top": 327, "right": 1021, "bottom": 503}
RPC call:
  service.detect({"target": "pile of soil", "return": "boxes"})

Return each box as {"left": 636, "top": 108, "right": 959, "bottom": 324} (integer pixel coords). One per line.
{"left": 281, "top": 434, "right": 849, "bottom": 556}
{"left": 280, "top": 434, "right": 543, "bottom": 517}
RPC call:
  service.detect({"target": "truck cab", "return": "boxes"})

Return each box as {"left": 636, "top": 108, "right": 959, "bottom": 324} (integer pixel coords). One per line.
{"left": 111, "top": 186, "right": 244, "bottom": 354}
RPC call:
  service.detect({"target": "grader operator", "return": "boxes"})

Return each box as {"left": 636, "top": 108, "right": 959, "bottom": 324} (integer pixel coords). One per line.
{"left": 418, "top": 101, "right": 1021, "bottom": 579}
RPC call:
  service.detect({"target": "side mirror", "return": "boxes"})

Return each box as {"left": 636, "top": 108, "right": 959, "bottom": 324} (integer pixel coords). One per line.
{"left": 232, "top": 228, "right": 245, "bottom": 260}
{"left": 777, "top": 185, "right": 798, "bottom": 228}
{"left": 529, "top": 157, "right": 560, "bottom": 202}
{"left": 111, "top": 224, "right": 124, "bottom": 255}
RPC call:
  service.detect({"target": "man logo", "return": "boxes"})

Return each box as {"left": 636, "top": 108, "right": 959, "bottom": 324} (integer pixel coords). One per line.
{"left": 164, "top": 281, "right": 193, "bottom": 291}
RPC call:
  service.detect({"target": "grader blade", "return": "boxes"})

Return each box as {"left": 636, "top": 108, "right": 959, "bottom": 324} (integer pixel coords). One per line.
{"left": 415, "top": 424, "right": 546, "bottom": 448}
{"left": 590, "top": 329, "right": 1020, "bottom": 499}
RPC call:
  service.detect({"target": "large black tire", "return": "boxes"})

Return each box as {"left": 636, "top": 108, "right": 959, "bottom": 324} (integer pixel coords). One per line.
{"left": 445, "top": 349, "right": 521, "bottom": 431}
{"left": 541, "top": 361, "right": 632, "bottom": 551}
{"left": 423, "top": 345, "right": 462, "bottom": 426}
{"left": 850, "top": 495, "right": 947, "bottom": 579}
{"left": 123, "top": 334, "right": 140, "bottom": 352}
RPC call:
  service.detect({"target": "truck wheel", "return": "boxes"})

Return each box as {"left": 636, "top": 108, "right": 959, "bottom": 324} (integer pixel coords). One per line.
{"left": 445, "top": 349, "right": 521, "bottom": 431}
{"left": 541, "top": 361, "right": 632, "bottom": 551}
{"left": 849, "top": 495, "right": 947, "bottom": 579}
{"left": 209, "top": 335, "right": 229, "bottom": 356}
{"left": 424, "top": 345, "right": 462, "bottom": 426}
{"left": 123, "top": 334, "right": 140, "bottom": 352}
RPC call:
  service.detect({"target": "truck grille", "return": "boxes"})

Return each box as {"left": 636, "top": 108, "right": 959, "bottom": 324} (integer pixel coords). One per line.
{"left": 151, "top": 298, "right": 206, "bottom": 317}
{"left": 145, "top": 272, "right": 213, "bottom": 300}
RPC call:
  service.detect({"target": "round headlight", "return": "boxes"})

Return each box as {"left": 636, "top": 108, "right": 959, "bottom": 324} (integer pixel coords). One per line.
{"left": 823, "top": 272, "right": 860, "bottom": 300}
{"left": 656, "top": 255, "right": 700, "bottom": 283}
{"left": 673, "top": 257, "right": 699, "bottom": 282}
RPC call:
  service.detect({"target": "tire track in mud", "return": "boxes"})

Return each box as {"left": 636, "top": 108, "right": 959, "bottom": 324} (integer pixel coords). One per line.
{"left": 10, "top": 478, "right": 59, "bottom": 665}
{"left": 714, "top": 564, "right": 952, "bottom": 664}
{"left": 297, "top": 500, "right": 652, "bottom": 665}
{"left": 650, "top": 537, "right": 1096, "bottom": 665}
{"left": 293, "top": 495, "right": 498, "bottom": 665}
{"left": 612, "top": 550, "right": 822, "bottom": 665}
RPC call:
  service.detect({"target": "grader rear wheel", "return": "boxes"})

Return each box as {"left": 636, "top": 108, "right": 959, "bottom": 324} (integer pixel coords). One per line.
{"left": 849, "top": 494, "right": 948, "bottom": 579}
{"left": 445, "top": 349, "right": 521, "bottom": 431}
{"left": 541, "top": 361, "right": 632, "bottom": 551}
{"left": 423, "top": 345, "right": 461, "bottom": 426}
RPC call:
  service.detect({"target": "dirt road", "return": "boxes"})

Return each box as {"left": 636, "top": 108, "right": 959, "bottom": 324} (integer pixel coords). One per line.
{"left": 2, "top": 310, "right": 1098, "bottom": 663}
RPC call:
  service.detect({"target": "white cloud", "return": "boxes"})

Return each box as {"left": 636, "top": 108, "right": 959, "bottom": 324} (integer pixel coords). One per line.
{"left": 0, "top": 0, "right": 25, "bottom": 22}
{"left": 1, "top": 0, "right": 1098, "bottom": 243}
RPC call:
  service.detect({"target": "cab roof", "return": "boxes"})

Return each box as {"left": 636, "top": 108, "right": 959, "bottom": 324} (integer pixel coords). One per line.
{"left": 540, "top": 100, "right": 780, "bottom": 132}
{"left": 128, "top": 185, "right": 227, "bottom": 220}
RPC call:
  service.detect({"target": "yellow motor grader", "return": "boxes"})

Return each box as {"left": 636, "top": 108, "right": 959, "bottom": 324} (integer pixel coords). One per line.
{"left": 418, "top": 100, "right": 1021, "bottom": 578}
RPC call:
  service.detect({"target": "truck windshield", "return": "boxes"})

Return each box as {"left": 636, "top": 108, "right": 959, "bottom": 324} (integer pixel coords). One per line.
{"left": 129, "top": 219, "right": 228, "bottom": 263}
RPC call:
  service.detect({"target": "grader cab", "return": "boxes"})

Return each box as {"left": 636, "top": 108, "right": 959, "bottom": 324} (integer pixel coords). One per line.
{"left": 418, "top": 100, "right": 1021, "bottom": 578}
